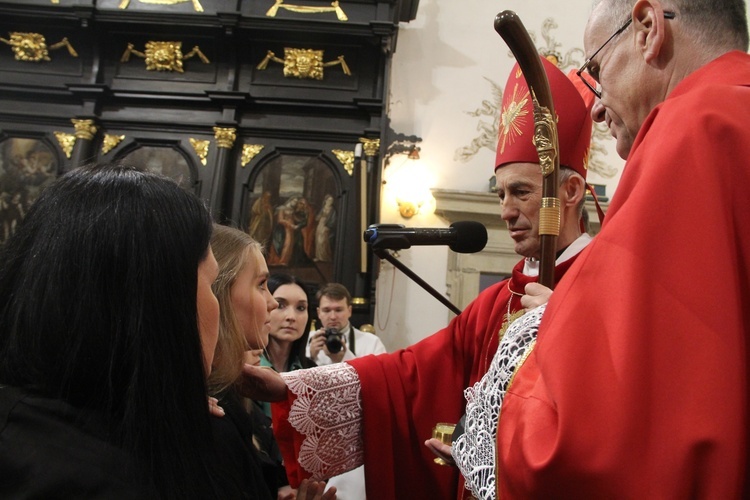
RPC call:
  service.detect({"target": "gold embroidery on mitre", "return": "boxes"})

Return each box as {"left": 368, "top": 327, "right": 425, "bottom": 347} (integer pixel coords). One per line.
{"left": 499, "top": 83, "right": 530, "bottom": 155}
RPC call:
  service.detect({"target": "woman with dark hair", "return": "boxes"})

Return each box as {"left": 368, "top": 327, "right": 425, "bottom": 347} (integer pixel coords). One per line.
{"left": 0, "top": 163, "right": 219, "bottom": 498}
{"left": 0, "top": 165, "right": 336, "bottom": 500}
{"left": 261, "top": 273, "right": 316, "bottom": 378}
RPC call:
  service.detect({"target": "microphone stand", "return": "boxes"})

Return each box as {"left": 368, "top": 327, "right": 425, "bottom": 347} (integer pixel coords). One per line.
{"left": 374, "top": 248, "right": 462, "bottom": 315}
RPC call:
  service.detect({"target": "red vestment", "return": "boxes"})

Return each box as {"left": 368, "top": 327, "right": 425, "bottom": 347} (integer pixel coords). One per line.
{"left": 274, "top": 253, "right": 584, "bottom": 499}
{"left": 497, "top": 51, "right": 750, "bottom": 497}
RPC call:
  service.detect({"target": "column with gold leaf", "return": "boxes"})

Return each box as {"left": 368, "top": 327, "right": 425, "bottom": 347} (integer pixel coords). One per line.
{"left": 70, "top": 118, "right": 99, "bottom": 169}
{"left": 209, "top": 125, "right": 237, "bottom": 223}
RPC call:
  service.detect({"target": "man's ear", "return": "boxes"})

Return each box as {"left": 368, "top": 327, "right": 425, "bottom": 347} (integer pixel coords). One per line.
{"left": 561, "top": 174, "right": 586, "bottom": 209}
{"left": 633, "top": 0, "right": 667, "bottom": 63}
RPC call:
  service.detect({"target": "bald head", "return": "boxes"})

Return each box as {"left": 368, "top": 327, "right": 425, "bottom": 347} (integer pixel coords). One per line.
{"left": 585, "top": 0, "right": 749, "bottom": 158}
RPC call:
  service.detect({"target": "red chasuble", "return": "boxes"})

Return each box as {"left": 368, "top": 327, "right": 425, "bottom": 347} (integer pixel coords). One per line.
{"left": 497, "top": 51, "right": 750, "bottom": 497}
{"left": 274, "top": 255, "right": 583, "bottom": 499}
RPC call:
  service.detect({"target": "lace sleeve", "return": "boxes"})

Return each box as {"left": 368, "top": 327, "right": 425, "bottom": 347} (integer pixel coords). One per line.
{"left": 280, "top": 363, "right": 364, "bottom": 480}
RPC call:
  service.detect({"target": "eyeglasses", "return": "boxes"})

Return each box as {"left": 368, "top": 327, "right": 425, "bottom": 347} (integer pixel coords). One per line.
{"left": 577, "top": 11, "right": 676, "bottom": 98}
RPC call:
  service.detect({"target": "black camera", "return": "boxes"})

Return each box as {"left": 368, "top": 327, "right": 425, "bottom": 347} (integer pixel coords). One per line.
{"left": 324, "top": 327, "right": 345, "bottom": 354}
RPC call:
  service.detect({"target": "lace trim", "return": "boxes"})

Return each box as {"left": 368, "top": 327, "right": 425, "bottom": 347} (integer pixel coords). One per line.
{"left": 281, "top": 363, "right": 364, "bottom": 480}
{"left": 453, "top": 304, "right": 546, "bottom": 500}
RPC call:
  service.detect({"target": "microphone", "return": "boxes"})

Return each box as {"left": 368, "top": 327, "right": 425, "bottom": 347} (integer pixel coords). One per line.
{"left": 363, "top": 221, "right": 488, "bottom": 253}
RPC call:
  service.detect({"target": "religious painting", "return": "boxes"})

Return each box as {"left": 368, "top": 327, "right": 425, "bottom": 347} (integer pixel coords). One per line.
{"left": 0, "top": 137, "right": 58, "bottom": 243}
{"left": 245, "top": 153, "right": 338, "bottom": 285}
{"left": 119, "top": 145, "right": 195, "bottom": 191}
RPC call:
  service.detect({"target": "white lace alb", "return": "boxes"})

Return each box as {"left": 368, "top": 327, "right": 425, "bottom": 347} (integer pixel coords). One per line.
{"left": 281, "top": 363, "right": 364, "bottom": 480}
{"left": 452, "top": 303, "right": 546, "bottom": 500}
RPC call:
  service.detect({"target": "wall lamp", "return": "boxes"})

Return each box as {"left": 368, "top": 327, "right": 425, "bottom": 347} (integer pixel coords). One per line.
{"left": 383, "top": 141, "right": 434, "bottom": 219}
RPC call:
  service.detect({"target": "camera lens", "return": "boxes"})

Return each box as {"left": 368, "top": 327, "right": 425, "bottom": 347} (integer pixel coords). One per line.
{"left": 325, "top": 328, "right": 344, "bottom": 354}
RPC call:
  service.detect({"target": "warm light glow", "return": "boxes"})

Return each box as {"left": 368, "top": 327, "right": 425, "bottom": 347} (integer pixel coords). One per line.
{"left": 384, "top": 147, "right": 435, "bottom": 219}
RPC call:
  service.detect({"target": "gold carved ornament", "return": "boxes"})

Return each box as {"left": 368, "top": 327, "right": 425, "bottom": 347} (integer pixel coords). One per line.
{"left": 256, "top": 48, "right": 350, "bottom": 80}
{"left": 266, "top": 0, "right": 348, "bottom": 21}
{"left": 53, "top": 132, "right": 76, "bottom": 159}
{"left": 120, "top": 41, "right": 210, "bottom": 73}
{"left": 71, "top": 119, "right": 98, "bottom": 141}
{"left": 213, "top": 127, "right": 236, "bottom": 150}
{"left": 359, "top": 138, "right": 380, "bottom": 158}
{"left": 189, "top": 138, "right": 210, "bottom": 166}
{"left": 241, "top": 145, "right": 264, "bottom": 167}
{"left": 0, "top": 32, "right": 78, "bottom": 62}
{"left": 118, "top": 0, "right": 204, "bottom": 12}
{"left": 332, "top": 149, "right": 355, "bottom": 176}
{"left": 531, "top": 89, "right": 560, "bottom": 238}
{"left": 102, "top": 135, "right": 126, "bottom": 155}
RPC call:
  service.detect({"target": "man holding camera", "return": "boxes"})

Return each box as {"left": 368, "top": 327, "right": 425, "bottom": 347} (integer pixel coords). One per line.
{"left": 308, "top": 282, "right": 387, "bottom": 365}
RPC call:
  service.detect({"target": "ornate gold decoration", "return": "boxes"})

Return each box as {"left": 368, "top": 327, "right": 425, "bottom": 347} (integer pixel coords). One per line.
{"left": 266, "top": 0, "right": 348, "bottom": 21}
{"left": 359, "top": 138, "right": 380, "bottom": 158}
{"left": 498, "top": 82, "right": 530, "bottom": 156}
{"left": 256, "top": 48, "right": 350, "bottom": 80}
{"left": 0, "top": 32, "right": 78, "bottom": 62}
{"left": 332, "top": 149, "right": 355, "bottom": 176}
{"left": 241, "top": 144, "right": 264, "bottom": 167}
{"left": 118, "top": 0, "right": 204, "bottom": 11}
{"left": 102, "top": 134, "right": 126, "bottom": 155}
{"left": 53, "top": 132, "right": 76, "bottom": 159}
{"left": 539, "top": 197, "right": 561, "bottom": 237}
{"left": 189, "top": 138, "right": 210, "bottom": 165}
{"left": 531, "top": 90, "right": 558, "bottom": 178}
{"left": 71, "top": 119, "right": 98, "bottom": 141}
{"left": 120, "top": 41, "right": 210, "bottom": 73}
{"left": 213, "top": 127, "right": 236, "bottom": 149}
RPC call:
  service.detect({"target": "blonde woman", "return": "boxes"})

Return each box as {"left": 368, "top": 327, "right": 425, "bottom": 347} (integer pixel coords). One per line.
{"left": 208, "top": 224, "right": 335, "bottom": 500}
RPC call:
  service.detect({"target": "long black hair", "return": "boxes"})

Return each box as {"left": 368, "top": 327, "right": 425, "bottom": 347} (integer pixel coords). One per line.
{"left": 0, "top": 163, "right": 218, "bottom": 498}
{"left": 267, "top": 273, "right": 316, "bottom": 369}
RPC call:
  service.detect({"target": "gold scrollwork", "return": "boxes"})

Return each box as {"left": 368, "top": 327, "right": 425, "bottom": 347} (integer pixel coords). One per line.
{"left": 102, "top": 134, "right": 126, "bottom": 155}
{"left": 120, "top": 41, "right": 210, "bottom": 73}
{"left": 118, "top": 0, "right": 204, "bottom": 11}
{"left": 53, "top": 132, "right": 76, "bottom": 159}
{"left": 0, "top": 32, "right": 78, "bottom": 62}
{"left": 531, "top": 90, "right": 558, "bottom": 178}
{"left": 256, "top": 48, "right": 350, "bottom": 80}
{"left": 332, "top": 149, "right": 355, "bottom": 176}
{"left": 266, "top": 0, "right": 347, "bottom": 21}
{"left": 359, "top": 138, "right": 380, "bottom": 158}
{"left": 71, "top": 119, "right": 98, "bottom": 141}
{"left": 241, "top": 144, "right": 264, "bottom": 167}
{"left": 213, "top": 127, "right": 236, "bottom": 150}
{"left": 189, "top": 138, "right": 210, "bottom": 166}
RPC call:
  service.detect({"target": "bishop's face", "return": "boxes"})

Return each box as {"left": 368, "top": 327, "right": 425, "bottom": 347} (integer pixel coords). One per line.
{"left": 495, "top": 162, "right": 544, "bottom": 259}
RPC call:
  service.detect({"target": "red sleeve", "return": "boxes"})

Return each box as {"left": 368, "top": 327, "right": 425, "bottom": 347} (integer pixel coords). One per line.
{"left": 497, "top": 73, "right": 750, "bottom": 497}
{"left": 350, "top": 282, "right": 510, "bottom": 500}
{"left": 271, "top": 396, "right": 307, "bottom": 488}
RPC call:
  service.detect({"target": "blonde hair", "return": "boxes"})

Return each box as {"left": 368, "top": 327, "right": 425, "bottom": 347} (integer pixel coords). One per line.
{"left": 207, "top": 224, "right": 265, "bottom": 396}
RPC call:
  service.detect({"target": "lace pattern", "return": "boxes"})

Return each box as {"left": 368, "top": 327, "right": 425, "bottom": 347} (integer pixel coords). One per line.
{"left": 281, "top": 363, "right": 364, "bottom": 480}
{"left": 453, "top": 304, "right": 546, "bottom": 500}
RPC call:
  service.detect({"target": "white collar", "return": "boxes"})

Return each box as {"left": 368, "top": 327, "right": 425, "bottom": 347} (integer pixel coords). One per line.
{"left": 522, "top": 233, "right": 593, "bottom": 277}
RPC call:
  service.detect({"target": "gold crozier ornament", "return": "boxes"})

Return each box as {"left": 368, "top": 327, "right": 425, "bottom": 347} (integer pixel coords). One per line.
{"left": 531, "top": 89, "right": 561, "bottom": 238}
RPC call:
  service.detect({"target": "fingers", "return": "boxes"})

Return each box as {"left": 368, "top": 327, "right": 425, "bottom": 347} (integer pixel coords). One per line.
{"left": 424, "top": 438, "right": 454, "bottom": 465}
{"left": 207, "top": 396, "right": 225, "bottom": 417}
{"left": 521, "top": 282, "right": 553, "bottom": 310}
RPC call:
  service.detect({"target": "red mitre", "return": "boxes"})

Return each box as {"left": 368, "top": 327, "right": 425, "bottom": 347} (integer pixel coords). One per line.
{"left": 495, "top": 56, "right": 594, "bottom": 179}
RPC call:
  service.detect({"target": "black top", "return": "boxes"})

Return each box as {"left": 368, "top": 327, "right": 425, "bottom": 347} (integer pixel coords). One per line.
{"left": 0, "top": 385, "right": 156, "bottom": 499}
